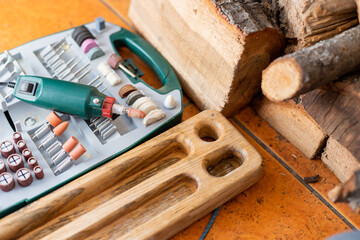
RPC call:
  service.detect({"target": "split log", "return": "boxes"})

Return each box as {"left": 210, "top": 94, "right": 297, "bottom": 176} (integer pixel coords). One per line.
{"left": 357, "top": 0, "right": 360, "bottom": 21}
{"left": 128, "top": 0, "right": 285, "bottom": 116}
{"left": 322, "top": 137, "right": 360, "bottom": 183}
{"left": 301, "top": 72, "right": 360, "bottom": 159}
{"left": 257, "top": 71, "right": 360, "bottom": 180}
{"left": 252, "top": 96, "right": 327, "bottom": 159}
{"left": 262, "top": 25, "right": 360, "bottom": 102}
{"left": 278, "top": 0, "right": 358, "bottom": 51}
{"left": 301, "top": 71, "right": 360, "bottom": 178}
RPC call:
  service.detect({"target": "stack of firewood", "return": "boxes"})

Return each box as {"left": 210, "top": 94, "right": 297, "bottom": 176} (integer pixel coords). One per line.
{"left": 128, "top": 0, "right": 360, "bottom": 209}
{"left": 258, "top": 0, "right": 360, "bottom": 184}
{"left": 257, "top": 0, "right": 360, "bottom": 210}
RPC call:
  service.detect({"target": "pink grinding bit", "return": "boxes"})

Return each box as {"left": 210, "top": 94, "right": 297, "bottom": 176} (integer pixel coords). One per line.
{"left": 107, "top": 53, "right": 122, "bottom": 69}
{"left": 81, "top": 38, "right": 98, "bottom": 53}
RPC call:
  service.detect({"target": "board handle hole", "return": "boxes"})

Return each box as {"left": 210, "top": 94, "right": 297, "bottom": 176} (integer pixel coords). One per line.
{"left": 204, "top": 148, "right": 245, "bottom": 177}
{"left": 195, "top": 121, "right": 223, "bottom": 142}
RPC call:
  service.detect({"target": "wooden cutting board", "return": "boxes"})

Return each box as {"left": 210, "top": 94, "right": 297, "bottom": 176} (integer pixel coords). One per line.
{"left": 0, "top": 110, "right": 262, "bottom": 240}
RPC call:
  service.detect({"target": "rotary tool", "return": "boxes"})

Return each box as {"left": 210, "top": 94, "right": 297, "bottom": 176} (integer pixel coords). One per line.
{"left": 8, "top": 75, "right": 145, "bottom": 119}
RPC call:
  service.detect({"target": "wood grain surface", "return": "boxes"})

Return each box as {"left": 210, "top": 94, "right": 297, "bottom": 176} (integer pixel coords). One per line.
{"left": 127, "top": 0, "right": 284, "bottom": 116}
{"left": 0, "top": 110, "right": 263, "bottom": 239}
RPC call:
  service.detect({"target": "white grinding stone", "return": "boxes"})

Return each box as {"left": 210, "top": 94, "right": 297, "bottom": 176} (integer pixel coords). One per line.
{"left": 139, "top": 101, "right": 158, "bottom": 115}
{"left": 97, "top": 62, "right": 112, "bottom": 77}
{"left": 132, "top": 97, "right": 151, "bottom": 109}
{"left": 163, "top": 95, "right": 176, "bottom": 109}
{"left": 143, "top": 109, "right": 166, "bottom": 127}
{"left": 105, "top": 72, "right": 122, "bottom": 86}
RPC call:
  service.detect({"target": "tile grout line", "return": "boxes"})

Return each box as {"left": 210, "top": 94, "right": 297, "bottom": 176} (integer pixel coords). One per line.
{"left": 230, "top": 116, "right": 357, "bottom": 230}
{"left": 98, "top": 0, "right": 138, "bottom": 33}
{"left": 183, "top": 101, "right": 192, "bottom": 108}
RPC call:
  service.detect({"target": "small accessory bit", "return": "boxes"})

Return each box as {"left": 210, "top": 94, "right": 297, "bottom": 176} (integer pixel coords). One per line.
{"left": 27, "top": 157, "right": 38, "bottom": 170}
{"left": 0, "top": 172, "right": 15, "bottom": 192}
{"left": 33, "top": 166, "right": 44, "bottom": 180}
{"left": 0, "top": 140, "right": 16, "bottom": 158}
{"left": 16, "top": 168, "right": 33, "bottom": 187}
{"left": 38, "top": 121, "right": 69, "bottom": 149}
{"left": 51, "top": 136, "right": 79, "bottom": 165}
{"left": 107, "top": 53, "right": 136, "bottom": 78}
{"left": 7, "top": 154, "right": 24, "bottom": 172}
{"left": 54, "top": 144, "right": 86, "bottom": 175}
{"left": 12, "top": 132, "right": 22, "bottom": 144}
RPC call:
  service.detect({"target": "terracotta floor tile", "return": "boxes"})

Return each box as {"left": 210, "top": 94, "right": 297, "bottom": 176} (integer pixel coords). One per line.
{"left": 233, "top": 107, "right": 360, "bottom": 228}
{"left": 182, "top": 103, "right": 200, "bottom": 121}
{"left": 171, "top": 213, "right": 212, "bottom": 240}
{"left": 204, "top": 120, "right": 350, "bottom": 240}
{"left": 0, "top": 0, "right": 128, "bottom": 51}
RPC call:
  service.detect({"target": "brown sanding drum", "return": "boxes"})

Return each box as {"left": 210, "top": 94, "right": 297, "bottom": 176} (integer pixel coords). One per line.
{"left": 27, "top": 157, "right": 38, "bottom": 170}
{"left": 16, "top": 168, "right": 33, "bottom": 187}
{"left": 7, "top": 154, "right": 24, "bottom": 172}
{"left": 12, "top": 132, "right": 22, "bottom": 144}
{"left": 1, "top": 140, "right": 16, "bottom": 158}
{"left": 16, "top": 140, "right": 27, "bottom": 153}
{"left": 0, "top": 172, "right": 15, "bottom": 192}
{"left": 0, "top": 159, "right": 6, "bottom": 173}
{"left": 33, "top": 166, "right": 44, "bottom": 180}
{"left": 22, "top": 149, "right": 33, "bottom": 161}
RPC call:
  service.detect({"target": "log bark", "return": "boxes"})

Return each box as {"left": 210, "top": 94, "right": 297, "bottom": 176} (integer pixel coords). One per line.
{"left": 128, "top": 0, "right": 285, "bottom": 116}
{"left": 301, "top": 71, "right": 360, "bottom": 161}
{"left": 278, "top": 0, "right": 358, "bottom": 51}
{"left": 262, "top": 25, "right": 360, "bottom": 102}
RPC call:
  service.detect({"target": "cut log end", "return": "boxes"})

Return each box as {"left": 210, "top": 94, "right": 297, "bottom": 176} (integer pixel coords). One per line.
{"left": 261, "top": 58, "right": 302, "bottom": 102}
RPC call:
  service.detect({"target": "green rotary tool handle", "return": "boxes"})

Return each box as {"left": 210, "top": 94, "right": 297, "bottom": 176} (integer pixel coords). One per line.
{"left": 13, "top": 76, "right": 107, "bottom": 119}
{"left": 109, "top": 28, "right": 181, "bottom": 95}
